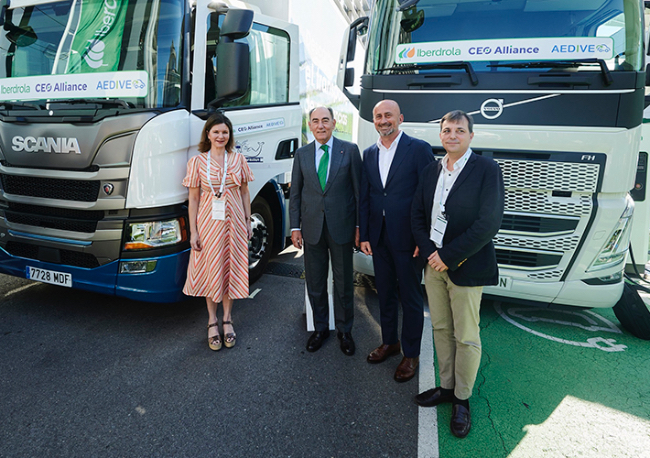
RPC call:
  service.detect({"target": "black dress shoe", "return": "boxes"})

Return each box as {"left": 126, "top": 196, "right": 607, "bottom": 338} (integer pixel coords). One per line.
{"left": 414, "top": 387, "right": 454, "bottom": 407}
{"left": 306, "top": 330, "right": 330, "bottom": 352}
{"left": 450, "top": 403, "right": 471, "bottom": 438}
{"left": 337, "top": 331, "right": 355, "bottom": 356}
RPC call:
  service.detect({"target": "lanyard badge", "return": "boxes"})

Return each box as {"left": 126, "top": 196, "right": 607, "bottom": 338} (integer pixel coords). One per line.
{"left": 207, "top": 151, "right": 228, "bottom": 220}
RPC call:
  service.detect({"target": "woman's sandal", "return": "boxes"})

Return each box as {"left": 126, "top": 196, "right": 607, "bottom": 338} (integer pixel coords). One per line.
{"left": 223, "top": 320, "right": 236, "bottom": 348}
{"left": 207, "top": 322, "right": 222, "bottom": 351}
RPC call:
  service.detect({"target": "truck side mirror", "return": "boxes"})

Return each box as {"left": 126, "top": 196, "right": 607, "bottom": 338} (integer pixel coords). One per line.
{"left": 337, "top": 16, "right": 368, "bottom": 109}
{"left": 646, "top": 63, "right": 650, "bottom": 87}
{"left": 220, "top": 8, "right": 253, "bottom": 40}
{"left": 207, "top": 8, "right": 254, "bottom": 109}
{"left": 213, "top": 41, "right": 250, "bottom": 105}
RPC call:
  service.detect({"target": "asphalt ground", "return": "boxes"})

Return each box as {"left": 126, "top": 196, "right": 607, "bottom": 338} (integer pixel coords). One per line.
{"left": 1, "top": 246, "right": 650, "bottom": 457}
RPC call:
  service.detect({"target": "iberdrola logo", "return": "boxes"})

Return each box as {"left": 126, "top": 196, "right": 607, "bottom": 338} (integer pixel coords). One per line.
{"left": 398, "top": 47, "right": 416, "bottom": 60}
{"left": 83, "top": 39, "right": 106, "bottom": 69}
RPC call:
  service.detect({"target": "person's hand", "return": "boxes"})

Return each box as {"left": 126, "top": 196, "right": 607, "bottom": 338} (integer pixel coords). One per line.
{"left": 413, "top": 246, "right": 420, "bottom": 258}
{"left": 247, "top": 221, "right": 253, "bottom": 240}
{"left": 190, "top": 232, "right": 202, "bottom": 251}
{"left": 291, "top": 230, "right": 303, "bottom": 249}
{"left": 428, "top": 251, "right": 448, "bottom": 272}
{"left": 355, "top": 227, "right": 360, "bottom": 248}
{"left": 360, "top": 241, "right": 373, "bottom": 256}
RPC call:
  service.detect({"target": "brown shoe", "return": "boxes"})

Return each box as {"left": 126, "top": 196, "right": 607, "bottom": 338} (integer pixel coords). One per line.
{"left": 394, "top": 356, "right": 419, "bottom": 383}
{"left": 367, "top": 342, "right": 401, "bottom": 364}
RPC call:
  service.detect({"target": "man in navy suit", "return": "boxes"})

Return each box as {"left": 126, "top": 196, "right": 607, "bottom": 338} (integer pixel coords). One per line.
{"left": 290, "top": 106, "right": 362, "bottom": 355}
{"left": 411, "top": 110, "right": 504, "bottom": 438}
{"left": 359, "top": 99, "right": 434, "bottom": 382}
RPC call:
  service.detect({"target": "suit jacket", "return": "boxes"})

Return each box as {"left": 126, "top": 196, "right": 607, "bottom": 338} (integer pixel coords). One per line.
{"left": 359, "top": 132, "right": 434, "bottom": 252}
{"left": 411, "top": 152, "right": 504, "bottom": 287}
{"left": 289, "top": 137, "right": 361, "bottom": 245}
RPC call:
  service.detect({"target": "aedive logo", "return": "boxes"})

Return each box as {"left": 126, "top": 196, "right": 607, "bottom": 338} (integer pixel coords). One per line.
{"left": 84, "top": 40, "right": 106, "bottom": 69}
{"left": 480, "top": 99, "right": 504, "bottom": 120}
{"left": 12, "top": 136, "right": 81, "bottom": 154}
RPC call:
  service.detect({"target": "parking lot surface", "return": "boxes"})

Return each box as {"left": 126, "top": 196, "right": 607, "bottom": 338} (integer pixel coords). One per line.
{"left": 1, "top": 247, "right": 649, "bottom": 457}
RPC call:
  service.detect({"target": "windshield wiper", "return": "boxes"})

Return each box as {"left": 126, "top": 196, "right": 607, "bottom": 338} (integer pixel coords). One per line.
{"left": 46, "top": 98, "right": 133, "bottom": 109}
{"left": 378, "top": 61, "right": 479, "bottom": 86}
{"left": 0, "top": 101, "right": 43, "bottom": 110}
{"left": 488, "top": 59, "right": 613, "bottom": 86}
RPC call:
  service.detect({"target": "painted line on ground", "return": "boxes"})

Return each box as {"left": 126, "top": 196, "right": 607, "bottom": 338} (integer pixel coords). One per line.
{"left": 418, "top": 306, "right": 439, "bottom": 458}
{"left": 4, "top": 283, "right": 38, "bottom": 297}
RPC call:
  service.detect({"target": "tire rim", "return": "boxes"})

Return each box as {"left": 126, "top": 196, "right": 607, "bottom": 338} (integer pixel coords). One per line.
{"left": 249, "top": 212, "right": 268, "bottom": 269}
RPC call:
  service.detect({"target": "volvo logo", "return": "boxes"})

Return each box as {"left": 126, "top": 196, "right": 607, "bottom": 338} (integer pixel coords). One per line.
{"left": 480, "top": 99, "right": 504, "bottom": 120}
{"left": 12, "top": 136, "right": 81, "bottom": 154}
{"left": 103, "top": 183, "right": 114, "bottom": 195}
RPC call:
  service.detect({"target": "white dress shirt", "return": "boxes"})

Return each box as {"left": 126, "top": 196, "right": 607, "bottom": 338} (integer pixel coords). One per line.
{"left": 377, "top": 130, "right": 403, "bottom": 188}
{"left": 430, "top": 148, "right": 473, "bottom": 248}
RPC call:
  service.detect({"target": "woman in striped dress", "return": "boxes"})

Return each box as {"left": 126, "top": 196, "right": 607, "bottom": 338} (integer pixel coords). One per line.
{"left": 182, "top": 113, "right": 254, "bottom": 351}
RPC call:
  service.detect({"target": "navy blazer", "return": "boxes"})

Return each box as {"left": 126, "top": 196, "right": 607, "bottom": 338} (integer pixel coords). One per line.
{"left": 360, "top": 133, "right": 434, "bottom": 252}
{"left": 411, "top": 152, "right": 504, "bottom": 287}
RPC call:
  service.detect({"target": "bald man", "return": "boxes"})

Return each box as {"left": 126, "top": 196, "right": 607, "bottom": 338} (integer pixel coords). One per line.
{"left": 359, "top": 100, "right": 434, "bottom": 382}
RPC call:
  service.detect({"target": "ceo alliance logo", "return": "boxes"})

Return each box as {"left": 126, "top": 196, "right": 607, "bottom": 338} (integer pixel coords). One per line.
{"left": 480, "top": 98, "right": 504, "bottom": 120}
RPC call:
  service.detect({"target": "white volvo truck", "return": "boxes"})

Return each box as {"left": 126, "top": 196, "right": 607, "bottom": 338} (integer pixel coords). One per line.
{"left": 0, "top": 0, "right": 303, "bottom": 302}
{"left": 339, "top": 0, "right": 650, "bottom": 338}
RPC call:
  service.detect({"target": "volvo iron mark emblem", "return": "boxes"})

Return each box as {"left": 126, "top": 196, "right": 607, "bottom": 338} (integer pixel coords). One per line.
{"left": 103, "top": 183, "right": 115, "bottom": 195}
{"left": 480, "top": 99, "right": 504, "bottom": 120}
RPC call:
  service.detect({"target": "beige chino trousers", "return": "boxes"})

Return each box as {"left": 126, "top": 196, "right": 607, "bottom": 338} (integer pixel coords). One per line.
{"left": 424, "top": 265, "right": 483, "bottom": 400}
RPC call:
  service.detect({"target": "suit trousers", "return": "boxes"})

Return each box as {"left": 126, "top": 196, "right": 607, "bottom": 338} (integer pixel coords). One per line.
{"left": 424, "top": 265, "right": 483, "bottom": 400}
{"left": 372, "top": 220, "right": 424, "bottom": 358}
{"left": 303, "top": 218, "right": 354, "bottom": 333}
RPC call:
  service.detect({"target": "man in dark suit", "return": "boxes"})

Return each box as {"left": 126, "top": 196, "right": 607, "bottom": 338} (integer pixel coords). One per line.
{"left": 359, "top": 99, "right": 434, "bottom": 382}
{"left": 411, "top": 110, "right": 504, "bottom": 438}
{"left": 290, "top": 106, "right": 362, "bottom": 355}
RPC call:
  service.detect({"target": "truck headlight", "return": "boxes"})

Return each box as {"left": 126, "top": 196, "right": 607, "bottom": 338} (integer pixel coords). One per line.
{"left": 587, "top": 194, "right": 634, "bottom": 272}
{"left": 123, "top": 218, "right": 187, "bottom": 250}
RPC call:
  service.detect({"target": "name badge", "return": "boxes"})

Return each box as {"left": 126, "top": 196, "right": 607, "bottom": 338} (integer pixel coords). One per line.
{"left": 212, "top": 198, "right": 226, "bottom": 220}
{"left": 430, "top": 214, "right": 448, "bottom": 247}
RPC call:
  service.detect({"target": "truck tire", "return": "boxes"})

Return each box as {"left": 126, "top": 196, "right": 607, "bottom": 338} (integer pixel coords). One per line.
{"left": 249, "top": 197, "right": 273, "bottom": 284}
{"left": 613, "top": 281, "right": 650, "bottom": 340}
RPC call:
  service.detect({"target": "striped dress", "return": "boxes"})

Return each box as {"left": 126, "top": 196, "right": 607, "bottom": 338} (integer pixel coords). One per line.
{"left": 182, "top": 151, "right": 254, "bottom": 302}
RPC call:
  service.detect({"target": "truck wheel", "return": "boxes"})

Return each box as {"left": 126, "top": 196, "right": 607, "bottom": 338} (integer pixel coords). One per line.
{"left": 613, "top": 281, "right": 650, "bottom": 340}
{"left": 249, "top": 197, "right": 273, "bottom": 284}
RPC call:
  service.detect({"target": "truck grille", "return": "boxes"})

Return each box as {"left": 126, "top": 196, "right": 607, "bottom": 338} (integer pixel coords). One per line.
{"left": 5, "top": 203, "right": 103, "bottom": 233}
{"left": 1, "top": 174, "right": 99, "bottom": 202}
{"left": 5, "top": 241, "right": 100, "bottom": 268}
{"left": 492, "top": 157, "right": 599, "bottom": 280}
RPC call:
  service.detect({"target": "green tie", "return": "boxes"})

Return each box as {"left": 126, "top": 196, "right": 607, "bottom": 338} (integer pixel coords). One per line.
{"left": 317, "top": 144, "right": 329, "bottom": 191}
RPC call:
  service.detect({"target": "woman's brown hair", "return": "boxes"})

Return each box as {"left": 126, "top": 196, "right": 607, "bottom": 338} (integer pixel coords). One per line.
{"left": 198, "top": 113, "right": 235, "bottom": 153}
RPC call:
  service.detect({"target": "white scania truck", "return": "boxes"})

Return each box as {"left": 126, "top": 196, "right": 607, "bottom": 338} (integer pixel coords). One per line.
{"left": 340, "top": 0, "right": 650, "bottom": 338}
{"left": 0, "top": 0, "right": 303, "bottom": 302}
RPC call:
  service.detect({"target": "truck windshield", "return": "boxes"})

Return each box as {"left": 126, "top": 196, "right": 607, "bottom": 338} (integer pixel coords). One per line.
{"left": 0, "top": 0, "right": 183, "bottom": 109}
{"left": 367, "top": 0, "right": 643, "bottom": 74}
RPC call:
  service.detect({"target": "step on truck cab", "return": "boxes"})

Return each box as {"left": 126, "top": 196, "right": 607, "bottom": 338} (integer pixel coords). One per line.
{"left": 0, "top": 0, "right": 300, "bottom": 301}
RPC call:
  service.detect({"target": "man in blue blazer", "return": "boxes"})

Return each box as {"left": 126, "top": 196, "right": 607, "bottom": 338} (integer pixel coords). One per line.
{"left": 359, "top": 100, "right": 434, "bottom": 382}
{"left": 290, "top": 106, "right": 362, "bottom": 355}
{"left": 411, "top": 110, "right": 504, "bottom": 438}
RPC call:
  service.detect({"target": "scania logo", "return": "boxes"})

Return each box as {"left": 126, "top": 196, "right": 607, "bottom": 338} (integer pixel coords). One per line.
{"left": 103, "top": 183, "right": 114, "bottom": 195}
{"left": 480, "top": 98, "right": 504, "bottom": 120}
{"left": 12, "top": 136, "right": 81, "bottom": 154}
